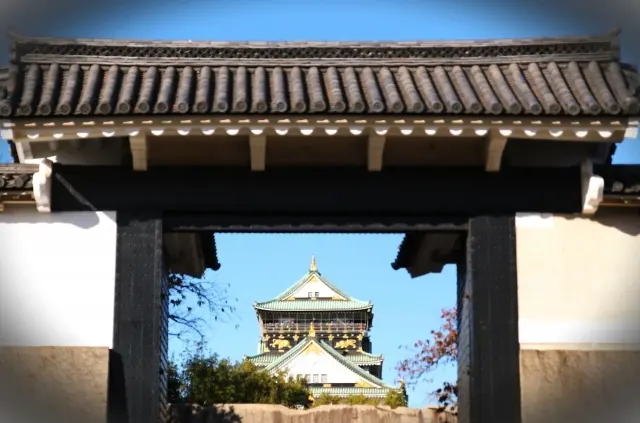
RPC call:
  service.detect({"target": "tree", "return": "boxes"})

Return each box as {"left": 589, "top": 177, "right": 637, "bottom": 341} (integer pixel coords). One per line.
{"left": 396, "top": 307, "right": 458, "bottom": 411}
{"left": 310, "top": 390, "right": 407, "bottom": 408}
{"left": 168, "top": 273, "right": 238, "bottom": 341}
{"left": 168, "top": 351, "right": 311, "bottom": 408}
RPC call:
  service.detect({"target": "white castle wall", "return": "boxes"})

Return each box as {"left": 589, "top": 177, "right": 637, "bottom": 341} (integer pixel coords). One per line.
{"left": 0, "top": 209, "right": 118, "bottom": 347}
{"left": 280, "top": 345, "right": 378, "bottom": 386}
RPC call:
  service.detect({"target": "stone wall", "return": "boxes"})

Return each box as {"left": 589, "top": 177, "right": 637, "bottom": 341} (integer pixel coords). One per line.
{"left": 170, "top": 404, "right": 458, "bottom": 423}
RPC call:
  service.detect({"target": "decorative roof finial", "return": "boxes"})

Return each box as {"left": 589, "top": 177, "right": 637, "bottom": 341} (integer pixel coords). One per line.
{"left": 310, "top": 255, "right": 317, "bottom": 272}
{"left": 308, "top": 321, "right": 316, "bottom": 337}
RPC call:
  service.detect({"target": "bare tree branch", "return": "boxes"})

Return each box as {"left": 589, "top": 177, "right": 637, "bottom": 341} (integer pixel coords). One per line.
{"left": 168, "top": 273, "right": 239, "bottom": 342}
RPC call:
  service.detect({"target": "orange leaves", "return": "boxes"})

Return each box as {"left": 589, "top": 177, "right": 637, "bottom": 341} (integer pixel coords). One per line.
{"left": 396, "top": 307, "right": 458, "bottom": 406}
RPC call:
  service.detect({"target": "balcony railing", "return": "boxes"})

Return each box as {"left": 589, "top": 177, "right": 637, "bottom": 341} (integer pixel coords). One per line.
{"left": 262, "top": 322, "right": 368, "bottom": 333}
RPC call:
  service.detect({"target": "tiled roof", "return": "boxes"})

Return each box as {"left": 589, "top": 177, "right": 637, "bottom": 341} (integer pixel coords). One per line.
{"left": 262, "top": 337, "right": 394, "bottom": 389}
{"left": 1, "top": 32, "right": 639, "bottom": 118}
{"left": 247, "top": 350, "right": 383, "bottom": 367}
{"left": 270, "top": 269, "right": 356, "bottom": 301}
{"left": 254, "top": 268, "right": 371, "bottom": 311}
{"left": 595, "top": 164, "right": 640, "bottom": 195}
{"left": 254, "top": 299, "right": 371, "bottom": 312}
{"left": 309, "top": 386, "right": 393, "bottom": 398}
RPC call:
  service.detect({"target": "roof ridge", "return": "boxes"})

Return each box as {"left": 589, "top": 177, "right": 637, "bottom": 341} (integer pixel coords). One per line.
{"left": 271, "top": 271, "right": 312, "bottom": 301}
{"left": 316, "top": 340, "right": 394, "bottom": 389}
{"left": 313, "top": 272, "right": 359, "bottom": 302}
{"left": 8, "top": 30, "right": 621, "bottom": 67}
{"left": 263, "top": 336, "right": 314, "bottom": 372}
{"left": 257, "top": 267, "right": 368, "bottom": 304}
{"left": 8, "top": 30, "right": 620, "bottom": 49}
{"left": 263, "top": 337, "right": 395, "bottom": 389}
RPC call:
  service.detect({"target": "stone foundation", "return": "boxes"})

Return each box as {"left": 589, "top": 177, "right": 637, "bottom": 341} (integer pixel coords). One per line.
{"left": 520, "top": 349, "right": 640, "bottom": 423}
{"left": 170, "top": 404, "right": 457, "bottom": 423}
{"left": 0, "top": 347, "right": 110, "bottom": 423}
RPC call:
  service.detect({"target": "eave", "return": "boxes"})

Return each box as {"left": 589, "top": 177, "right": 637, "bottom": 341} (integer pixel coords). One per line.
{"left": 391, "top": 164, "right": 640, "bottom": 278}
{"left": 253, "top": 300, "right": 373, "bottom": 312}
{"left": 263, "top": 337, "right": 395, "bottom": 389}
{"left": 0, "top": 163, "right": 221, "bottom": 277}
{"left": 1, "top": 31, "right": 639, "bottom": 172}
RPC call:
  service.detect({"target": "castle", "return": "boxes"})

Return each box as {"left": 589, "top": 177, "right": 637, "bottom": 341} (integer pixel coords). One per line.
{"left": 245, "top": 257, "right": 401, "bottom": 401}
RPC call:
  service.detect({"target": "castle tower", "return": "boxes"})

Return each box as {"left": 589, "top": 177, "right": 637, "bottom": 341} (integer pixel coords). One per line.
{"left": 246, "top": 257, "right": 400, "bottom": 400}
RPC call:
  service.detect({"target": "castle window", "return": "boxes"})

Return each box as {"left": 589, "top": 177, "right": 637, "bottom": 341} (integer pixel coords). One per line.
{"left": 314, "top": 292, "right": 319, "bottom": 297}
{"left": 312, "top": 374, "right": 319, "bottom": 383}
{"left": 321, "top": 374, "right": 327, "bottom": 383}
{"left": 308, "top": 292, "right": 313, "bottom": 297}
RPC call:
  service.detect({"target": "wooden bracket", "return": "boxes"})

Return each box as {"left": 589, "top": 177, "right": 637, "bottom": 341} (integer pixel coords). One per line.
{"left": 367, "top": 133, "right": 386, "bottom": 171}
{"left": 33, "top": 159, "right": 53, "bottom": 213}
{"left": 249, "top": 133, "right": 267, "bottom": 171}
{"left": 14, "top": 141, "right": 34, "bottom": 163}
{"left": 580, "top": 159, "right": 604, "bottom": 215}
{"left": 484, "top": 130, "right": 508, "bottom": 172}
{"left": 129, "top": 133, "right": 149, "bottom": 171}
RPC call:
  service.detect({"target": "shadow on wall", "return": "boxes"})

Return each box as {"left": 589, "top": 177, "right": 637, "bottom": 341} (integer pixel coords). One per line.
{"left": 169, "top": 404, "right": 458, "bottom": 423}
{"left": 562, "top": 208, "right": 640, "bottom": 237}
{"left": 172, "top": 404, "right": 243, "bottom": 423}
{"left": 0, "top": 206, "right": 106, "bottom": 228}
{"left": 107, "top": 350, "right": 129, "bottom": 423}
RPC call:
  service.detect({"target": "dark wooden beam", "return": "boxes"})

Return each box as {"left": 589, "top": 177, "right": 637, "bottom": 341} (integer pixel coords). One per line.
{"left": 461, "top": 216, "right": 521, "bottom": 423}
{"left": 164, "top": 214, "right": 469, "bottom": 232}
{"left": 112, "top": 214, "right": 169, "bottom": 423}
{"left": 50, "top": 165, "right": 584, "bottom": 216}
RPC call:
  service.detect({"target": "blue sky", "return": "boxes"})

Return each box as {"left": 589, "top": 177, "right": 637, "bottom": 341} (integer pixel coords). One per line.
{"left": 1, "top": 0, "right": 639, "bottom": 407}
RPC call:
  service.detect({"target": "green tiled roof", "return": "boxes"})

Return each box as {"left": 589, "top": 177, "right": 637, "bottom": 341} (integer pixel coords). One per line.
{"left": 247, "top": 350, "right": 383, "bottom": 367}
{"left": 261, "top": 336, "right": 394, "bottom": 389}
{"left": 254, "top": 299, "right": 371, "bottom": 311}
{"left": 272, "top": 269, "right": 356, "bottom": 301}
{"left": 254, "top": 268, "right": 371, "bottom": 311}
{"left": 309, "top": 386, "right": 393, "bottom": 398}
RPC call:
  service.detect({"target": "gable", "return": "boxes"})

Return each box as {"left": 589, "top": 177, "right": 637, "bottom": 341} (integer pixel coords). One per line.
{"left": 270, "top": 341, "right": 382, "bottom": 388}
{"left": 284, "top": 273, "right": 346, "bottom": 300}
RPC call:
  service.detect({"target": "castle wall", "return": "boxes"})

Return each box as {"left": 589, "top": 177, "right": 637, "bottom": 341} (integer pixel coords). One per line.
{"left": 516, "top": 210, "right": 640, "bottom": 423}
{"left": 279, "top": 345, "right": 379, "bottom": 386}
{"left": 0, "top": 209, "right": 117, "bottom": 423}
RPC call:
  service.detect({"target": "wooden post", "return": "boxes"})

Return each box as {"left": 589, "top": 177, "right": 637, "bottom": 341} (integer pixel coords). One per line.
{"left": 111, "top": 214, "right": 169, "bottom": 423}
{"left": 458, "top": 216, "right": 521, "bottom": 423}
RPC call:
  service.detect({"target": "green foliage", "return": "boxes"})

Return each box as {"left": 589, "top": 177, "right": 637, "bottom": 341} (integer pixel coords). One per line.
{"left": 383, "top": 388, "right": 408, "bottom": 409}
{"left": 310, "top": 391, "right": 407, "bottom": 408}
{"left": 167, "top": 360, "right": 185, "bottom": 404}
{"left": 168, "top": 351, "right": 311, "bottom": 408}
{"left": 311, "top": 393, "right": 342, "bottom": 406}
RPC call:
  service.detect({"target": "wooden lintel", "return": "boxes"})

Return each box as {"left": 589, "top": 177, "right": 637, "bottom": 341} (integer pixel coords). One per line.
{"left": 484, "top": 130, "right": 508, "bottom": 172}
{"left": 367, "top": 133, "right": 386, "bottom": 171}
{"left": 129, "top": 133, "right": 149, "bottom": 171}
{"left": 50, "top": 164, "right": 585, "bottom": 215}
{"left": 249, "top": 133, "right": 267, "bottom": 171}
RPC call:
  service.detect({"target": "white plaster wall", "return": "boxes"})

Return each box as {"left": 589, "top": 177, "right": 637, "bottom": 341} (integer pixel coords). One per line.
{"left": 516, "top": 210, "right": 640, "bottom": 348}
{"left": 280, "top": 345, "right": 376, "bottom": 386}
{"left": 0, "top": 209, "right": 117, "bottom": 347}
{"left": 288, "top": 275, "right": 342, "bottom": 299}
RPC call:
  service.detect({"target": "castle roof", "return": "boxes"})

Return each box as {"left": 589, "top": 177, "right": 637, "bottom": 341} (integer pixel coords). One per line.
{"left": 253, "top": 257, "right": 372, "bottom": 312}
{"left": 246, "top": 349, "right": 383, "bottom": 367}
{"left": 257, "top": 335, "right": 394, "bottom": 390}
